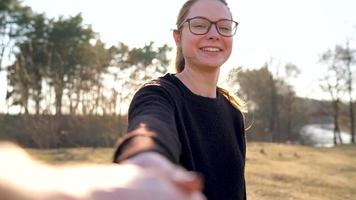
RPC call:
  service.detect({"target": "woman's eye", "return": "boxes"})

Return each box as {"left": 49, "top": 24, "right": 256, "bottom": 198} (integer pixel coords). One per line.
{"left": 219, "top": 26, "right": 232, "bottom": 31}
{"left": 193, "top": 24, "right": 207, "bottom": 28}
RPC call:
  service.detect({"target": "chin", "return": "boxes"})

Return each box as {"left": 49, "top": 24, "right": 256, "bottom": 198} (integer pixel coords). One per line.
{"left": 188, "top": 57, "right": 226, "bottom": 71}
{"left": 204, "top": 60, "right": 226, "bottom": 68}
{"left": 201, "top": 63, "right": 222, "bottom": 71}
{"left": 202, "top": 56, "right": 228, "bottom": 67}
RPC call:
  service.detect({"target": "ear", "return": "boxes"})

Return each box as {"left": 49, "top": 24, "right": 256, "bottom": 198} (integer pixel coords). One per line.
{"left": 173, "top": 30, "right": 181, "bottom": 48}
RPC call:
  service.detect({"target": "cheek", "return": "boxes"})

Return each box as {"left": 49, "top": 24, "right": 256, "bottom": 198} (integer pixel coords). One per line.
{"left": 181, "top": 36, "right": 198, "bottom": 56}
{"left": 225, "top": 38, "right": 233, "bottom": 55}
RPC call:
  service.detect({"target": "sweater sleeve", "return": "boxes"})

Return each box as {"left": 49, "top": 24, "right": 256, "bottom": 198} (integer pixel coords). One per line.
{"left": 113, "top": 84, "right": 181, "bottom": 164}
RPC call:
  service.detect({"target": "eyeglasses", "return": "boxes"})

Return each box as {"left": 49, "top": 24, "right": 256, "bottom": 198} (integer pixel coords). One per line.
{"left": 179, "top": 16, "right": 238, "bottom": 37}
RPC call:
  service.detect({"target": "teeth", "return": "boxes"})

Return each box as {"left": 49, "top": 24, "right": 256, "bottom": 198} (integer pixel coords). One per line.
{"left": 201, "top": 47, "right": 221, "bottom": 52}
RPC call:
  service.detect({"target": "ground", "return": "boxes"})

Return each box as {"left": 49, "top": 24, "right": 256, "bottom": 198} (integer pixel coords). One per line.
{"left": 27, "top": 142, "right": 356, "bottom": 200}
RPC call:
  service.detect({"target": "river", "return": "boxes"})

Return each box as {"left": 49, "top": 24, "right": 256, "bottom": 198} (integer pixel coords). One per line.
{"left": 300, "top": 124, "right": 351, "bottom": 147}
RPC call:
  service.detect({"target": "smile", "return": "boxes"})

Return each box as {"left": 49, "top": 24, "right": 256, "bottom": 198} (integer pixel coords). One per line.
{"left": 200, "top": 47, "right": 222, "bottom": 52}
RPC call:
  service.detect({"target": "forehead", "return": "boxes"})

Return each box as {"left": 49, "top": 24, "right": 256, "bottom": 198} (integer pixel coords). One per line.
{"left": 187, "top": 0, "right": 231, "bottom": 20}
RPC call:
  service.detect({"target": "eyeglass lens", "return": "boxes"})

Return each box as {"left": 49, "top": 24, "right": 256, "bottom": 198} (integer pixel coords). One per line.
{"left": 189, "top": 17, "right": 237, "bottom": 36}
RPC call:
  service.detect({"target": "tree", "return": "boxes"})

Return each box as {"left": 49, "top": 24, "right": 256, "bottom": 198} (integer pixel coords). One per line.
{"left": 228, "top": 63, "right": 301, "bottom": 143}
{"left": 6, "top": 13, "right": 114, "bottom": 116}
{"left": 6, "top": 53, "right": 31, "bottom": 114}
{"left": 20, "top": 14, "right": 48, "bottom": 114}
{"left": 46, "top": 14, "right": 96, "bottom": 115}
{"left": 1, "top": 0, "right": 33, "bottom": 114}
{"left": 336, "top": 42, "right": 356, "bottom": 144}
{"left": 107, "top": 42, "right": 130, "bottom": 116}
{"left": 228, "top": 66, "right": 277, "bottom": 141}
{"left": 109, "top": 41, "right": 172, "bottom": 115}
{"left": 320, "top": 47, "right": 347, "bottom": 145}
{"left": 125, "top": 41, "right": 171, "bottom": 88}
{"left": 72, "top": 39, "right": 113, "bottom": 115}
{"left": 279, "top": 63, "right": 301, "bottom": 141}
{"left": 0, "top": 0, "right": 32, "bottom": 70}
{"left": 6, "top": 14, "right": 51, "bottom": 115}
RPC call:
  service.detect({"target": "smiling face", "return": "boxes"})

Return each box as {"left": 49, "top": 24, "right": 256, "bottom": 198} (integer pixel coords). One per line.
{"left": 174, "top": 0, "right": 233, "bottom": 71}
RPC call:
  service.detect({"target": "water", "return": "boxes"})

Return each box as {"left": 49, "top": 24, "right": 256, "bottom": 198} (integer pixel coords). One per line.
{"left": 300, "top": 124, "right": 351, "bottom": 147}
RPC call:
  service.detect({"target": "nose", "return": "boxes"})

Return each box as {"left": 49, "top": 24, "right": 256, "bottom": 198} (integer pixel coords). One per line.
{"left": 206, "top": 24, "right": 220, "bottom": 39}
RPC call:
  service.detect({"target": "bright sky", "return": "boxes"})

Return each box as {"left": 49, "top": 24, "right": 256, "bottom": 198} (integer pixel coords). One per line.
{"left": 1, "top": 0, "right": 356, "bottom": 112}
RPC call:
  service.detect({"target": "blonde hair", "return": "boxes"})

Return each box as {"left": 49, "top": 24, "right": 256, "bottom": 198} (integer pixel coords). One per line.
{"left": 175, "top": 0, "right": 247, "bottom": 113}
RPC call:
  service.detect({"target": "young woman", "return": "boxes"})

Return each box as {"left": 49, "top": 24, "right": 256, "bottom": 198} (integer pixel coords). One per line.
{"left": 0, "top": 0, "right": 245, "bottom": 199}
{"left": 114, "top": 0, "right": 247, "bottom": 199}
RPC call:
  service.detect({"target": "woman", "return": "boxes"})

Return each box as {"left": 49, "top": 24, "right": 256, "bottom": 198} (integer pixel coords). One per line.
{"left": 114, "top": 0, "right": 247, "bottom": 199}
{"left": 0, "top": 1, "right": 245, "bottom": 199}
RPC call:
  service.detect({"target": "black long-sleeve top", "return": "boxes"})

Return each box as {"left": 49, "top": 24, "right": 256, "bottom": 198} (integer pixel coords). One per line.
{"left": 114, "top": 73, "right": 246, "bottom": 200}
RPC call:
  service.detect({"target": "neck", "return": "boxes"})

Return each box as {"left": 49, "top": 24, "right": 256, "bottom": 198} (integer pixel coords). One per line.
{"left": 176, "top": 66, "right": 220, "bottom": 98}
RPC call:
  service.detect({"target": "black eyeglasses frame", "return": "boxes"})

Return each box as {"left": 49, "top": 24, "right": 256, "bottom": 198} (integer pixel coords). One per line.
{"left": 178, "top": 16, "right": 239, "bottom": 37}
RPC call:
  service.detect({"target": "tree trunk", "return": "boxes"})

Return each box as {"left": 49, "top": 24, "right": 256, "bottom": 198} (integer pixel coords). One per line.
{"left": 333, "top": 99, "right": 341, "bottom": 145}
{"left": 35, "top": 90, "right": 41, "bottom": 115}
{"left": 286, "top": 92, "right": 292, "bottom": 141}
{"left": 349, "top": 101, "right": 355, "bottom": 144}
{"left": 35, "top": 99, "right": 40, "bottom": 115}
{"left": 23, "top": 91, "right": 29, "bottom": 115}
{"left": 54, "top": 83, "right": 63, "bottom": 116}
{"left": 347, "top": 61, "right": 355, "bottom": 144}
{"left": 345, "top": 42, "right": 355, "bottom": 144}
{"left": 269, "top": 75, "right": 278, "bottom": 143}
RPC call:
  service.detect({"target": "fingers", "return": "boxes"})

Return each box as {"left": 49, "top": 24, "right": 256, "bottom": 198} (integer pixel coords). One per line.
{"left": 125, "top": 152, "right": 206, "bottom": 198}
{"left": 189, "top": 192, "right": 207, "bottom": 200}
{"left": 170, "top": 170, "right": 204, "bottom": 195}
{"left": 124, "top": 171, "right": 205, "bottom": 200}
{"left": 137, "top": 167, "right": 205, "bottom": 200}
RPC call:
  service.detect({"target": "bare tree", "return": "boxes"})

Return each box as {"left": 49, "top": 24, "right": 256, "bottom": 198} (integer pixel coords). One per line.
{"left": 337, "top": 42, "right": 356, "bottom": 144}
{"left": 320, "top": 47, "right": 347, "bottom": 145}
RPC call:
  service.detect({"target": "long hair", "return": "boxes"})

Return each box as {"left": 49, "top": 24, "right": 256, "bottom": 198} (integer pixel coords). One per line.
{"left": 174, "top": 0, "right": 247, "bottom": 113}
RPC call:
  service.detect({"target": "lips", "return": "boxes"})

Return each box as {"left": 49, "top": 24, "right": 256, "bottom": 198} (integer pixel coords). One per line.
{"left": 200, "top": 47, "right": 222, "bottom": 52}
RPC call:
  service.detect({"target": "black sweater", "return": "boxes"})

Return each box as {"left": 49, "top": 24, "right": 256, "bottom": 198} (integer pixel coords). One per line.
{"left": 114, "top": 73, "right": 246, "bottom": 200}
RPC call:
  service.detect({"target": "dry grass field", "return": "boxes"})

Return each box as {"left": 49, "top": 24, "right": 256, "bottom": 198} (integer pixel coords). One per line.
{"left": 27, "top": 142, "right": 356, "bottom": 200}
{"left": 245, "top": 143, "right": 356, "bottom": 200}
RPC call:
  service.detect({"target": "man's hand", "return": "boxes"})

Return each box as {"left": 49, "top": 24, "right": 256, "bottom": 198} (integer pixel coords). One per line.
{"left": 124, "top": 152, "right": 205, "bottom": 199}
{"left": 0, "top": 142, "right": 206, "bottom": 200}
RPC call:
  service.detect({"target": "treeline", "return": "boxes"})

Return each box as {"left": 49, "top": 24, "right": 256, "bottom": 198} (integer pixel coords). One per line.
{"left": 1, "top": 0, "right": 355, "bottom": 147}
{"left": 1, "top": 0, "right": 171, "bottom": 116}
{"left": 227, "top": 63, "right": 308, "bottom": 143}
{"left": 227, "top": 41, "right": 356, "bottom": 145}
{"left": 0, "top": 0, "right": 170, "bottom": 148}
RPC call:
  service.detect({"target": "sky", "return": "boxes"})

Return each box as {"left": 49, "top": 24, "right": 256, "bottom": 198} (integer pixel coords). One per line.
{"left": 1, "top": 0, "right": 356, "bottom": 112}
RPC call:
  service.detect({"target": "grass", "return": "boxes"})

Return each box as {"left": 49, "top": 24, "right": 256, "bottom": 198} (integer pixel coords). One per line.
{"left": 27, "top": 142, "right": 356, "bottom": 200}
{"left": 28, "top": 147, "right": 114, "bottom": 165}
{"left": 246, "top": 143, "right": 356, "bottom": 200}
